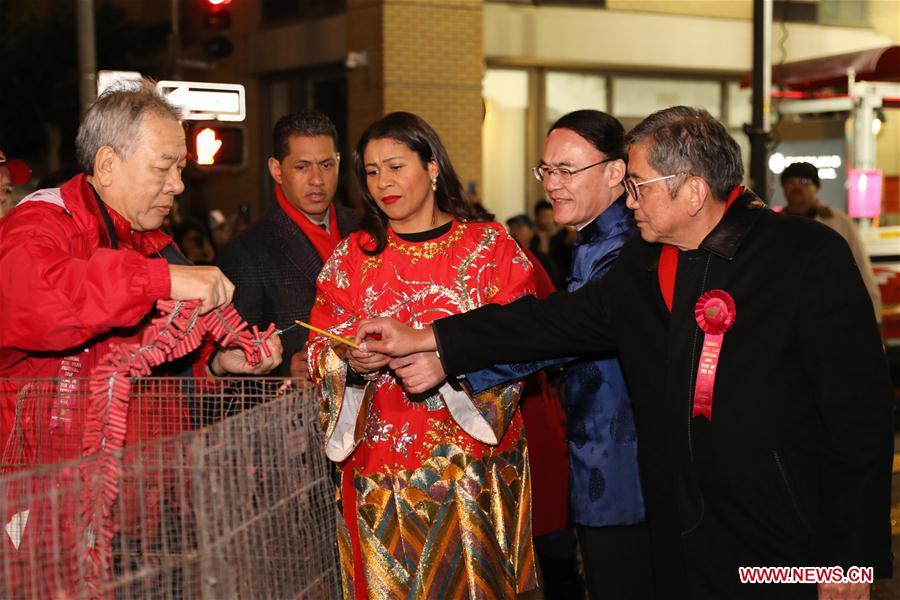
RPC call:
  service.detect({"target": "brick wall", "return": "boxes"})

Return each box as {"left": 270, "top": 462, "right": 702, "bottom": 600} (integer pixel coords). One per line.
{"left": 347, "top": 0, "right": 484, "bottom": 193}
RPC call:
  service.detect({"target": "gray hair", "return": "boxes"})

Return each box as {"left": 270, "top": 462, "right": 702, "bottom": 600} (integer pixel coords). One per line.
{"left": 75, "top": 79, "right": 182, "bottom": 175}
{"left": 625, "top": 106, "right": 743, "bottom": 201}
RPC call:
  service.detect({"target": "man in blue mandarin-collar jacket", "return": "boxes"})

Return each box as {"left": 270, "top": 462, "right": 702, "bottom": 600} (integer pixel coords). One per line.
{"left": 467, "top": 110, "right": 650, "bottom": 600}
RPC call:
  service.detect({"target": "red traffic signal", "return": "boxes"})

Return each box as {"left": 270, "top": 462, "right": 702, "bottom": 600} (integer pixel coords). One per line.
{"left": 190, "top": 124, "right": 245, "bottom": 169}
{"left": 202, "top": 0, "right": 233, "bottom": 60}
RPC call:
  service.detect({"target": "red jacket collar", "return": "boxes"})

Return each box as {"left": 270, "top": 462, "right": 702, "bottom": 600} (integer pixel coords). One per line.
{"left": 67, "top": 174, "right": 172, "bottom": 256}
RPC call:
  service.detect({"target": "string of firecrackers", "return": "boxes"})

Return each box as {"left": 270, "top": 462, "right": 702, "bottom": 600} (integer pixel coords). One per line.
{"left": 77, "top": 299, "right": 275, "bottom": 594}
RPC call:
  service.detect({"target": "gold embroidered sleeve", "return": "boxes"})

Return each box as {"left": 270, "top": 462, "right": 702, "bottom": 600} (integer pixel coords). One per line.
{"left": 319, "top": 346, "right": 377, "bottom": 462}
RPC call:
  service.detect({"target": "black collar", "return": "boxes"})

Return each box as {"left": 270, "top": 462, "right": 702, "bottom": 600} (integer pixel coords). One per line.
{"left": 88, "top": 183, "right": 119, "bottom": 249}
{"left": 698, "top": 190, "right": 767, "bottom": 261}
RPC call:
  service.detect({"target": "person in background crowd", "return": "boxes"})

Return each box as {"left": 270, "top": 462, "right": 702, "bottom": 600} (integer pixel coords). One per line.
{"left": 174, "top": 218, "right": 217, "bottom": 265}
{"left": 217, "top": 110, "right": 358, "bottom": 378}
{"left": 530, "top": 200, "right": 567, "bottom": 288}
{"left": 207, "top": 208, "right": 232, "bottom": 248}
{"left": 506, "top": 213, "right": 535, "bottom": 248}
{"left": 355, "top": 106, "right": 893, "bottom": 600}
{"left": 534, "top": 197, "right": 556, "bottom": 237}
{"left": 0, "top": 150, "right": 31, "bottom": 218}
{"left": 781, "top": 161, "right": 882, "bottom": 326}
{"left": 307, "top": 112, "right": 538, "bottom": 598}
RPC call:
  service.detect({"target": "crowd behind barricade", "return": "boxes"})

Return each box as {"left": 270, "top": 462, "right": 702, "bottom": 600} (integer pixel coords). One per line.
{"left": 0, "top": 79, "right": 896, "bottom": 600}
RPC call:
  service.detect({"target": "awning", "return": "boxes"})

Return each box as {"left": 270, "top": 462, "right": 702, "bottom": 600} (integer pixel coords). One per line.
{"left": 741, "top": 46, "right": 900, "bottom": 90}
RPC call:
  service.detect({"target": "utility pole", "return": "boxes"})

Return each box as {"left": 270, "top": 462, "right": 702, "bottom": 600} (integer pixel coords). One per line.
{"left": 749, "top": 0, "right": 772, "bottom": 201}
{"left": 169, "top": 0, "right": 182, "bottom": 79}
{"left": 77, "top": 0, "right": 97, "bottom": 111}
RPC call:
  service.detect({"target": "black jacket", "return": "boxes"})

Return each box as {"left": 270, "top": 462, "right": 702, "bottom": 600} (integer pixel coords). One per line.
{"left": 434, "top": 192, "right": 893, "bottom": 598}
{"left": 217, "top": 201, "right": 359, "bottom": 376}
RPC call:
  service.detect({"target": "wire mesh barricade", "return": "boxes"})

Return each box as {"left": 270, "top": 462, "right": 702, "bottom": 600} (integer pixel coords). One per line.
{"left": 1, "top": 377, "right": 339, "bottom": 599}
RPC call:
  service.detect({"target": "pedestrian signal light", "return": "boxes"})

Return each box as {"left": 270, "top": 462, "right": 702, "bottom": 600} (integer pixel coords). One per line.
{"left": 190, "top": 124, "right": 245, "bottom": 169}
{"left": 195, "top": 128, "right": 223, "bottom": 165}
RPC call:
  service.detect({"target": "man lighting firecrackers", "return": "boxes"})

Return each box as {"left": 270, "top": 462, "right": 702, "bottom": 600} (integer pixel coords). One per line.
{"left": 0, "top": 81, "right": 281, "bottom": 596}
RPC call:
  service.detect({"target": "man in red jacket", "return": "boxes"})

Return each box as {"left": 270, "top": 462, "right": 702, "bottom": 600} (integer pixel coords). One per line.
{"left": 0, "top": 81, "right": 282, "bottom": 451}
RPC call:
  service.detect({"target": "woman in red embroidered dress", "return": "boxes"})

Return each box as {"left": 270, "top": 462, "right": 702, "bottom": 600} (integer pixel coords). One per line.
{"left": 307, "top": 113, "right": 538, "bottom": 599}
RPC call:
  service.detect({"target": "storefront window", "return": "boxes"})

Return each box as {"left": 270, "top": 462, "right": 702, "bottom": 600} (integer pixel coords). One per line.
{"left": 612, "top": 77, "right": 722, "bottom": 120}
{"left": 482, "top": 69, "right": 531, "bottom": 224}
{"left": 546, "top": 71, "right": 607, "bottom": 130}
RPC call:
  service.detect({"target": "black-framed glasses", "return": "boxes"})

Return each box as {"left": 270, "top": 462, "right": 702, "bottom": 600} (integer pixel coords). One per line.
{"left": 532, "top": 158, "right": 615, "bottom": 183}
{"left": 623, "top": 172, "right": 690, "bottom": 200}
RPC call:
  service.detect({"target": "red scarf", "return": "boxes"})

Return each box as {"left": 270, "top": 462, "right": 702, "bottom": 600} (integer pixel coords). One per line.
{"left": 657, "top": 186, "right": 743, "bottom": 312}
{"left": 275, "top": 184, "right": 341, "bottom": 262}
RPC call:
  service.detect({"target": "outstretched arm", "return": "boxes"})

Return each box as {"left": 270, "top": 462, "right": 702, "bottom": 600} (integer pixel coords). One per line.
{"left": 355, "top": 319, "right": 436, "bottom": 355}
{"left": 439, "top": 280, "right": 616, "bottom": 376}
{"left": 358, "top": 280, "right": 617, "bottom": 379}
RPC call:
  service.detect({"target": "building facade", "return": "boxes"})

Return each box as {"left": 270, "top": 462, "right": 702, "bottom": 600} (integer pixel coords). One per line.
{"left": 12, "top": 0, "right": 899, "bottom": 224}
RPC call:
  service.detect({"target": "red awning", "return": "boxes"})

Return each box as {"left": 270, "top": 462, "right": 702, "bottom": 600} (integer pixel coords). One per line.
{"left": 741, "top": 46, "right": 900, "bottom": 90}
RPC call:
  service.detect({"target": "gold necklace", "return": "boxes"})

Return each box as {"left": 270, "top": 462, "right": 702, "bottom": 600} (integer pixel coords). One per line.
{"left": 387, "top": 222, "right": 466, "bottom": 264}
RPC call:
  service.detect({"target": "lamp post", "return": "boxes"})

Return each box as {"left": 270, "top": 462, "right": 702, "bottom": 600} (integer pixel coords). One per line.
{"left": 749, "top": 0, "right": 773, "bottom": 201}
{"left": 77, "top": 0, "right": 97, "bottom": 111}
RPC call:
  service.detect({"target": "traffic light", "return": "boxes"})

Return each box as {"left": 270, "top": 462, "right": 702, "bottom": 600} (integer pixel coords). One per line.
{"left": 202, "top": 0, "right": 233, "bottom": 61}
{"left": 190, "top": 123, "right": 245, "bottom": 169}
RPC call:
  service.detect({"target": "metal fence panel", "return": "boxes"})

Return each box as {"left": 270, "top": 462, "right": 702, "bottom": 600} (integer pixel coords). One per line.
{"left": 1, "top": 377, "right": 338, "bottom": 599}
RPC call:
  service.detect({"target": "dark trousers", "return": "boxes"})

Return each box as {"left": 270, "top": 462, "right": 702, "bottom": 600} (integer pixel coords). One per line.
{"left": 577, "top": 523, "right": 655, "bottom": 600}
{"left": 534, "top": 528, "right": 585, "bottom": 599}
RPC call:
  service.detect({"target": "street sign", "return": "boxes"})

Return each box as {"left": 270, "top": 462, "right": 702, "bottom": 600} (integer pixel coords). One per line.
{"left": 156, "top": 80, "right": 246, "bottom": 122}
{"left": 97, "top": 70, "right": 143, "bottom": 96}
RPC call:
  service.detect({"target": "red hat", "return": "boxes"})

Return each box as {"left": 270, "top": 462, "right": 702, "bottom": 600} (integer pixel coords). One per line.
{"left": 0, "top": 152, "right": 31, "bottom": 185}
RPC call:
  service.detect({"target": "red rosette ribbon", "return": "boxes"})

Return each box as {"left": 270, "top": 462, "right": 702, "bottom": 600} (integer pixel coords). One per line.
{"left": 692, "top": 290, "right": 736, "bottom": 421}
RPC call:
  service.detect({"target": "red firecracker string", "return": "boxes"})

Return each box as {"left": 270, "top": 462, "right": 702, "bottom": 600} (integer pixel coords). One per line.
{"left": 78, "top": 300, "right": 274, "bottom": 595}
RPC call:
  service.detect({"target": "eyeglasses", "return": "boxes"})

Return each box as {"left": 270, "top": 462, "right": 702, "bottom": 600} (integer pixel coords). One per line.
{"left": 623, "top": 172, "right": 690, "bottom": 200}
{"left": 532, "top": 158, "right": 615, "bottom": 183}
{"left": 782, "top": 177, "right": 814, "bottom": 186}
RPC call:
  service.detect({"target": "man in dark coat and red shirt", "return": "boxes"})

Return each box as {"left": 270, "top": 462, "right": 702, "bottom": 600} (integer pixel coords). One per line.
{"left": 352, "top": 106, "right": 893, "bottom": 599}
{"left": 217, "top": 110, "right": 358, "bottom": 378}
